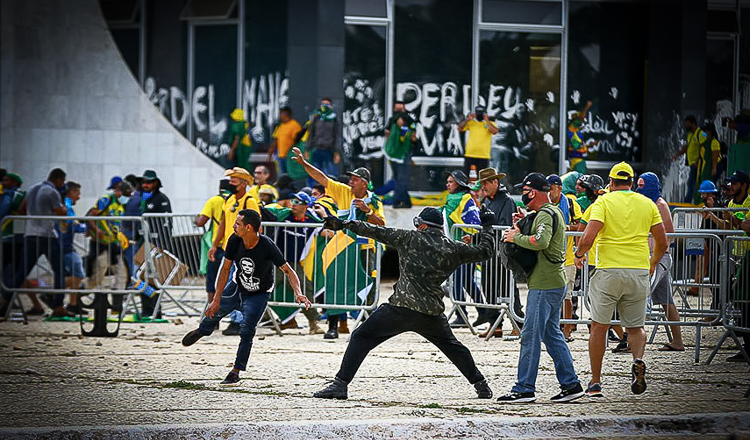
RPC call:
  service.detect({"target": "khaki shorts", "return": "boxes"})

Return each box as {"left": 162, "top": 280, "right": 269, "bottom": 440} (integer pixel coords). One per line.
{"left": 564, "top": 265, "right": 576, "bottom": 300}
{"left": 588, "top": 268, "right": 650, "bottom": 328}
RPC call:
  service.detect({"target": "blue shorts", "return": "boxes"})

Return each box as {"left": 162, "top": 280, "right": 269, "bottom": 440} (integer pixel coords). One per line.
{"left": 64, "top": 252, "right": 85, "bottom": 279}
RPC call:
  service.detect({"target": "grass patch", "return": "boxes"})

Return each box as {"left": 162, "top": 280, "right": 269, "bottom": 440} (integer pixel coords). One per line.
{"left": 163, "top": 380, "right": 206, "bottom": 390}
{"left": 419, "top": 403, "right": 442, "bottom": 409}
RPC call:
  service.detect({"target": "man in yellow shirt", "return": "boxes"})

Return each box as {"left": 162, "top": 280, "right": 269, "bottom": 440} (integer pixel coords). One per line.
{"left": 671, "top": 115, "right": 705, "bottom": 203}
{"left": 575, "top": 162, "right": 668, "bottom": 397}
{"left": 208, "top": 167, "right": 260, "bottom": 335}
{"left": 267, "top": 107, "right": 302, "bottom": 174}
{"left": 249, "top": 165, "right": 279, "bottom": 202}
{"left": 459, "top": 105, "right": 498, "bottom": 175}
{"left": 290, "top": 146, "right": 385, "bottom": 338}
{"left": 195, "top": 178, "right": 231, "bottom": 303}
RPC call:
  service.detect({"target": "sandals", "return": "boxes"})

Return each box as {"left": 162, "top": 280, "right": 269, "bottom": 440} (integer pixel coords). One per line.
{"left": 657, "top": 344, "right": 685, "bottom": 352}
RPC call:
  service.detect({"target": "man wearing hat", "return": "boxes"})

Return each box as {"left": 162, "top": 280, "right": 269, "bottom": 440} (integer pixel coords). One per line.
{"left": 313, "top": 206, "right": 496, "bottom": 400}
{"left": 138, "top": 170, "right": 173, "bottom": 317}
{"left": 291, "top": 147, "right": 385, "bottom": 337}
{"left": 459, "top": 105, "right": 498, "bottom": 175}
{"left": 208, "top": 167, "right": 261, "bottom": 335}
{"left": 441, "top": 170, "right": 482, "bottom": 327}
{"left": 496, "top": 173, "right": 583, "bottom": 403}
{"left": 574, "top": 162, "right": 668, "bottom": 397}
{"left": 474, "top": 167, "right": 523, "bottom": 337}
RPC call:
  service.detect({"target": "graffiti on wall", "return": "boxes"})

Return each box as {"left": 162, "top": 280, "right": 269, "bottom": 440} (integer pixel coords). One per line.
{"left": 569, "top": 88, "right": 641, "bottom": 161}
{"left": 342, "top": 77, "right": 385, "bottom": 160}
{"left": 144, "top": 73, "right": 289, "bottom": 162}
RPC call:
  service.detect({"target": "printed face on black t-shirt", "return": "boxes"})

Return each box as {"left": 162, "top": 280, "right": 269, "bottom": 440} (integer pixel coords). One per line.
{"left": 224, "top": 234, "right": 286, "bottom": 295}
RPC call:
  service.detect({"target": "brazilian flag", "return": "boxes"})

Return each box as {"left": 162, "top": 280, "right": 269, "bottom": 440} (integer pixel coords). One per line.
{"left": 322, "top": 230, "right": 373, "bottom": 316}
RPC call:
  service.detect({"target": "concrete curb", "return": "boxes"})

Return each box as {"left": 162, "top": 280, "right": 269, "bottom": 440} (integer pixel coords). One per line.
{"left": 2, "top": 412, "right": 749, "bottom": 439}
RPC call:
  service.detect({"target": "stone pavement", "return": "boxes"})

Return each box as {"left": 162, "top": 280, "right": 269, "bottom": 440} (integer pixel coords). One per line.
{"left": 0, "top": 283, "right": 749, "bottom": 439}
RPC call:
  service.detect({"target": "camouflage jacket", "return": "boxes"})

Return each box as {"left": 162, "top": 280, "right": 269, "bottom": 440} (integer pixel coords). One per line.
{"left": 344, "top": 221, "right": 495, "bottom": 315}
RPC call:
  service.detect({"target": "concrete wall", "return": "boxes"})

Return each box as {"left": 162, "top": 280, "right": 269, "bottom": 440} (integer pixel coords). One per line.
{"left": 0, "top": 0, "right": 223, "bottom": 213}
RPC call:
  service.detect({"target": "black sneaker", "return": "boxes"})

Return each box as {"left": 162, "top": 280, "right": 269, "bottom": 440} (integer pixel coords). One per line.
{"left": 323, "top": 328, "right": 339, "bottom": 339}
{"left": 496, "top": 391, "right": 536, "bottom": 403}
{"left": 182, "top": 329, "right": 204, "bottom": 346}
{"left": 726, "top": 350, "right": 749, "bottom": 363}
{"left": 222, "top": 322, "right": 241, "bottom": 336}
{"left": 550, "top": 383, "right": 585, "bottom": 403}
{"left": 608, "top": 329, "right": 620, "bottom": 342}
{"left": 219, "top": 371, "right": 240, "bottom": 386}
{"left": 313, "top": 378, "right": 348, "bottom": 399}
{"left": 631, "top": 359, "right": 647, "bottom": 395}
{"left": 473, "top": 379, "right": 493, "bottom": 399}
{"left": 612, "top": 341, "right": 631, "bottom": 353}
{"left": 586, "top": 382, "right": 603, "bottom": 398}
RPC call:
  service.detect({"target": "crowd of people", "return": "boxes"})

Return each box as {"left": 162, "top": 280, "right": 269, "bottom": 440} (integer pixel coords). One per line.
{"left": 0, "top": 168, "right": 172, "bottom": 319}
{"left": 2, "top": 101, "right": 750, "bottom": 403}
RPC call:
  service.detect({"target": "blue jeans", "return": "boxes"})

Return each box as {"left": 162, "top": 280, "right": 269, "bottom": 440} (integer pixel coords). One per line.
{"left": 512, "top": 286, "right": 579, "bottom": 394}
{"left": 310, "top": 149, "right": 337, "bottom": 180}
{"left": 198, "top": 286, "right": 269, "bottom": 371}
{"left": 452, "top": 263, "right": 482, "bottom": 313}
{"left": 206, "top": 248, "right": 224, "bottom": 294}
{"left": 684, "top": 164, "right": 697, "bottom": 204}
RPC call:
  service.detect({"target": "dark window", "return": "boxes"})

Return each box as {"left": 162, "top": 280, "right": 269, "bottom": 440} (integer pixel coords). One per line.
{"left": 483, "top": 0, "right": 562, "bottom": 25}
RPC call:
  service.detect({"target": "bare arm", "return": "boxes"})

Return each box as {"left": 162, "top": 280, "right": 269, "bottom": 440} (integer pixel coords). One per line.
{"left": 649, "top": 222, "right": 668, "bottom": 275}
{"left": 711, "top": 150, "right": 720, "bottom": 176}
{"left": 194, "top": 214, "right": 209, "bottom": 227}
{"left": 486, "top": 118, "right": 499, "bottom": 135}
{"left": 574, "top": 219, "right": 603, "bottom": 268}
{"left": 209, "top": 216, "right": 225, "bottom": 262}
{"left": 279, "top": 263, "right": 310, "bottom": 309}
{"left": 290, "top": 146, "right": 328, "bottom": 187}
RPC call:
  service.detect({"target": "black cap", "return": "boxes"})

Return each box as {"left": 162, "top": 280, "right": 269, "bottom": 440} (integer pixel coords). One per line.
{"left": 449, "top": 170, "right": 471, "bottom": 190}
{"left": 727, "top": 170, "right": 750, "bottom": 185}
{"left": 416, "top": 207, "right": 444, "bottom": 228}
{"left": 346, "top": 167, "right": 371, "bottom": 182}
{"left": 515, "top": 172, "right": 550, "bottom": 192}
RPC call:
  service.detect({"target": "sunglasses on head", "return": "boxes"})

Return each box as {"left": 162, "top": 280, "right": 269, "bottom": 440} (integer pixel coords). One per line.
{"left": 291, "top": 199, "right": 306, "bottom": 206}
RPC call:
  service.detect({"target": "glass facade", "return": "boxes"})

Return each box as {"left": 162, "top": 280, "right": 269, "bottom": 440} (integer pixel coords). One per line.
{"left": 102, "top": 0, "right": 743, "bottom": 187}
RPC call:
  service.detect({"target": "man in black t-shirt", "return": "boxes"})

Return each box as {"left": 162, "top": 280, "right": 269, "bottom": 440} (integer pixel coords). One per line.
{"left": 182, "top": 210, "right": 311, "bottom": 386}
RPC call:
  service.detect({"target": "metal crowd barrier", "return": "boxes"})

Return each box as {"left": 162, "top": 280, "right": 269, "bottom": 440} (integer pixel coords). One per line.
{"left": 262, "top": 221, "right": 382, "bottom": 335}
{"left": 707, "top": 235, "right": 750, "bottom": 368}
{"left": 1, "top": 215, "right": 150, "bottom": 336}
{"left": 445, "top": 224, "right": 523, "bottom": 341}
{"left": 672, "top": 207, "right": 749, "bottom": 231}
{"left": 140, "top": 213, "right": 209, "bottom": 318}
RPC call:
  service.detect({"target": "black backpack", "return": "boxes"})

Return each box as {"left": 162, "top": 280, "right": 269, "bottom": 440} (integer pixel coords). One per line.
{"left": 500, "top": 207, "right": 563, "bottom": 283}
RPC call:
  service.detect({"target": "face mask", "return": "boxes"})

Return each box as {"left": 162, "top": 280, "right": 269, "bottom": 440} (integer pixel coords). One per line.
{"left": 118, "top": 195, "right": 130, "bottom": 205}
{"left": 521, "top": 192, "right": 533, "bottom": 206}
{"left": 227, "top": 184, "right": 239, "bottom": 194}
{"left": 321, "top": 103, "right": 332, "bottom": 112}
{"left": 141, "top": 191, "right": 153, "bottom": 201}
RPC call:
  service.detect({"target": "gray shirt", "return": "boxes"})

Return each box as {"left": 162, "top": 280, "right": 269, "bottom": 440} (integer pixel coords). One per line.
{"left": 25, "top": 181, "right": 63, "bottom": 238}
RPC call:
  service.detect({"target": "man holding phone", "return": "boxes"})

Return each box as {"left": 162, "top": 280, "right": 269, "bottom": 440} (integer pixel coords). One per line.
{"left": 459, "top": 105, "right": 498, "bottom": 176}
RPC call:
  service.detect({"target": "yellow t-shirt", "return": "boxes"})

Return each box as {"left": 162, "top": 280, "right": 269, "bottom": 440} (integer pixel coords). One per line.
{"left": 728, "top": 196, "right": 750, "bottom": 255}
{"left": 326, "top": 179, "right": 386, "bottom": 250}
{"left": 587, "top": 191, "right": 663, "bottom": 269}
{"left": 221, "top": 192, "right": 260, "bottom": 248}
{"left": 564, "top": 195, "right": 582, "bottom": 266}
{"left": 686, "top": 128, "right": 705, "bottom": 166}
{"left": 462, "top": 119, "right": 496, "bottom": 159}
{"left": 273, "top": 119, "right": 303, "bottom": 158}
{"left": 200, "top": 195, "right": 225, "bottom": 245}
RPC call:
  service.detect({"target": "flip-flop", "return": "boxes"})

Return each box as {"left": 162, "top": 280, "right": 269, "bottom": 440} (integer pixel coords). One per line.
{"left": 658, "top": 344, "right": 685, "bottom": 352}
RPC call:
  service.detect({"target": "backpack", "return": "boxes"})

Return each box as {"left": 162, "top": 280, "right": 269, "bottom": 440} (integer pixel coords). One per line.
{"left": 500, "top": 207, "right": 563, "bottom": 283}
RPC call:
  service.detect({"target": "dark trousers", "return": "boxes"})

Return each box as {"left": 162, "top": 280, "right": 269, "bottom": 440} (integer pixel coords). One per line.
{"left": 335, "top": 304, "right": 485, "bottom": 384}
{"left": 2, "top": 236, "right": 64, "bottom": 305}
{"left": 198, "top": 285, "right": 268, "bottom": 371}
{"left": 392, "top": 156, "right": 412, "bottom": 207}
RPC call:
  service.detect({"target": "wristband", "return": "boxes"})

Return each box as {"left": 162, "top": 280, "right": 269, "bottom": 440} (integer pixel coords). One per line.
{"left": 574, "top": 252, "right": 585, "bottom": 259}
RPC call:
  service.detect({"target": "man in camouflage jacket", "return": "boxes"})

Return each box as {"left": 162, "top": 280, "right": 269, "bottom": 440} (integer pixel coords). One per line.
{"left": 313, "top": 207, "right": 496, "bottom": 400}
